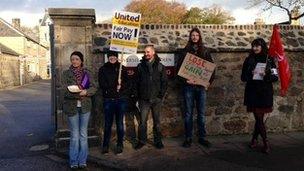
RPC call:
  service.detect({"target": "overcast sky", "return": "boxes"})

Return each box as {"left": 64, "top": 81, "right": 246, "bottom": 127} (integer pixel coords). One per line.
{"left": 0, "top": 0, "right": 301, "bottom": 27}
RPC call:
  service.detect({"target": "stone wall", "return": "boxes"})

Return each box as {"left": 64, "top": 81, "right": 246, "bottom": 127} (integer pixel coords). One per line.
{"left": 92, "top": 23, "right": 304, "bottom": 136}
{"left": 49, "top": 9, "right": 304, "bottom": 137}
{"left": 93, "top": 24, "right": 304, "bottom": 52}
{"left": 0, "top": 54, "right": 42, "bottom": 89}
{"left": 0, "top": 54, "right": 20, "bottom": 89}
{"left": 206, "top": 52, "right": 303, "bottom": 135}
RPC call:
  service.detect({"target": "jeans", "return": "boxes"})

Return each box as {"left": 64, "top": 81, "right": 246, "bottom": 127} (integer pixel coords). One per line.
{"left": 138, "top": 98, "right": 163, "bottom": 144}
{"left": 68, "top": 108, "right": 90, "bottom": 166}
{"left": 183, "top": 85, "right": 206, "bottom": 140}
{"left": 103, "top": 98, "right": 127, "bottom": 147}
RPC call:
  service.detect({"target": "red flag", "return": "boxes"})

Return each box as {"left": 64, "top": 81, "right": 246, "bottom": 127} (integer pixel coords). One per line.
{"left": 268, "top": 24, "right": 291, "bottom": 96}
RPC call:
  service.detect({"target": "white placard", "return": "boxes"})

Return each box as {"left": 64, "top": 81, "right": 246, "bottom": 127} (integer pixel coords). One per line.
{"left": 253, "top": 63, "right": 266, "bottom": 80}
{"left": 110, "top": 11, "right": 141, "bottom": 54}
{"left": 177, "top": 53, "right": 216, "bottom": 87}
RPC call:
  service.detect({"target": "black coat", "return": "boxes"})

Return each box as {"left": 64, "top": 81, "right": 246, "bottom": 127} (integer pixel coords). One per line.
{"left": 177, "top": 44, "right": 215, "bottom": 87}
{"left": 126, "top": 74, "right": 139, "bottom": 112}
{"left": 136, "top": 55, "right": 168, "bottom": 101}
{"left": 241, "top": 54, "right": 278, "bottom": 108}
{"left": 98, "top": 62, "right": 130, "bottom": 99}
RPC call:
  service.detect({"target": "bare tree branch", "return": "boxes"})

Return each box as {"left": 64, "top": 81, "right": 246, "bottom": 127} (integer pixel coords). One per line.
{"left": 292, "top": 11, "right": 304, "bottom": 19}
{"left": 248, "top": 0, "right": 304, "bottom": 24}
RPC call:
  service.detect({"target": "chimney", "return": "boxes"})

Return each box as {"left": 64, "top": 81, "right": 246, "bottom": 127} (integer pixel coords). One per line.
{"left": 254, "top": 18, "right": 265, "bottom": 25}
{"left": 12, "top": 18, "right": 21, "bottom": 29}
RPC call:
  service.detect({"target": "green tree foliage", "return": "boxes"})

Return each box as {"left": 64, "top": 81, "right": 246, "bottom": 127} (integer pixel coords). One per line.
{"left": 182, "top": 5, "right": 235, "bottom": 24}
{"left": 124, "top": 0, "right": 187, "bottom": 24}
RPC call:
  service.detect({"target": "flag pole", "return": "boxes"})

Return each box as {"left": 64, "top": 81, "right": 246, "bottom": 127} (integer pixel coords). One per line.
{"left": 265, "top": 54, "right": 269, "bottom": 73}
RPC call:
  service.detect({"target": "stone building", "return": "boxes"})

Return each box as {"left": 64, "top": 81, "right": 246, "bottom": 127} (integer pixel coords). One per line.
{"left": 48, "top": 8, "right": 304, "bottom": 146}
{"left": 0, "top": 17, "right": 49, "bottom": 88}
{"left": 0, "top": 43, "right": 20, "bottom": 88}
{"left": 254, "top": 18, "right": 265, "bottom": 25}
{"left": 39, "top": 11, "right": 52, "bottom": 78}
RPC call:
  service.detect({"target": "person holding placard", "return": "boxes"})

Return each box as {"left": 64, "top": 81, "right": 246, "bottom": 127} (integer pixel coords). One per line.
{"left": 178, "top": 28, "right": 215, "bottom": 148}
{"left": 62, "top": 51, "right": 97, "bottom": 169}
{"left": 98, "top": 50, "right": 130, "bottom": 154}
{"left": 241, "top": 38, "right": 278, "bottom": 154}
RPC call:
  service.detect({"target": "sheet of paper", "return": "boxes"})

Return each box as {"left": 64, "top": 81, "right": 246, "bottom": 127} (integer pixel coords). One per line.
{"left": 253, "top": 63, "right": 266, "bottom": 80}
{"left": 67, "top": 85, "right": 81, "bottom": 93}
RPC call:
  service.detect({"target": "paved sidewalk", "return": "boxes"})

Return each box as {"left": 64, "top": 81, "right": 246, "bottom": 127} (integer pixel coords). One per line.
{"left": 57, "top": 131, "right": 304, "bottom": 171}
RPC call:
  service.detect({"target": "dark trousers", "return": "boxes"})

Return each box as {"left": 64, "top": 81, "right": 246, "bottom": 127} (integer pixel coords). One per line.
{"left": 138, "top": 98, "right": 163, "bottom": 144}
{"left": 102, "top": 98, "right": 127, "bottom": 147}
{"left": 125, "top": 108, "right": 140, "bottom": 145}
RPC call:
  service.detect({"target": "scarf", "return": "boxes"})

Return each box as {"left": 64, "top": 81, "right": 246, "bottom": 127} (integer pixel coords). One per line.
{"left": 70, "top": 65, "right": 84, "bottom": 89}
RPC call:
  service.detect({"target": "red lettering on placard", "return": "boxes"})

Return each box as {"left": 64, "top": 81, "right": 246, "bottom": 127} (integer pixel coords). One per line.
{"left": 189, "top": 55, "right": 205, "bottom": 67}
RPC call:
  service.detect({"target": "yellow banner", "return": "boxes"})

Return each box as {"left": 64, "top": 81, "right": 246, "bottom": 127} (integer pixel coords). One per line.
{"left": 111, "top": 39, "right": 138, "bottom": 48}
{"left": 112, "top": 19, "right": 140, "bottom": 27}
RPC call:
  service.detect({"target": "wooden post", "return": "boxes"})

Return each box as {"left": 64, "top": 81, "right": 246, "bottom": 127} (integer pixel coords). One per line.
{"left": 117, "top": 48, "right": 124, "bottom": 92}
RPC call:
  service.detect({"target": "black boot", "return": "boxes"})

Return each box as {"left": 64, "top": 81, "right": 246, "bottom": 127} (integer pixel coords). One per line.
{"left": 116, "top": 143, "right": 123, "bottom": 154}
{"left": 182, "top": 138, "right": 192, "bottom": 148}
{"left": 154, "top": 140, "right": 164, "bottom": 149}
{"left": 101, "top": 145, "right": 109, "bottom": 154}
{"left": 198, "top": 138, "right": 211, "bottom": 148}
{"left": 135, "top": 141, "right": 145, "bottom": 150}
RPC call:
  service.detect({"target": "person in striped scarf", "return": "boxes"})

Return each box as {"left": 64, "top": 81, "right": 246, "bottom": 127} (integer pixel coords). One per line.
{"left": 62, "top": 51, "right": 97, "bottom": 169}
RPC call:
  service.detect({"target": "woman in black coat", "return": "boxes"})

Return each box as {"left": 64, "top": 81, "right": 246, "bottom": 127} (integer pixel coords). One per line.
{"left": 241, "top": 38, "right": 278, "bottom": 154}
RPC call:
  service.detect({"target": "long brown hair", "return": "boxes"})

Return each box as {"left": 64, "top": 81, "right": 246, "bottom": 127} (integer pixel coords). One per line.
{"left": 185, "top": 27, "right": 203, "bottom": 55}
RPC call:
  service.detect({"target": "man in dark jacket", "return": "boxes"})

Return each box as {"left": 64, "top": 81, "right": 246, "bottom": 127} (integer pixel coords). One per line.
{"left": 135, "top": 45, "right": 168, "bottom": 149}
{"left": 98, "top": 50, "right": 130, "bottom": 154}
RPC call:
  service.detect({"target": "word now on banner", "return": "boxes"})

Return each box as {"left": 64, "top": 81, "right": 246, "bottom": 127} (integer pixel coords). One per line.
{"left": 110, "top": 11, "right": 141, "bottom": 54}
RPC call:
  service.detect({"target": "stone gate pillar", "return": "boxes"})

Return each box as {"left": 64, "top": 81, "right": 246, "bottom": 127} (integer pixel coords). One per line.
{"left": 48, "top": 8, "right": 98, "bottom": 147}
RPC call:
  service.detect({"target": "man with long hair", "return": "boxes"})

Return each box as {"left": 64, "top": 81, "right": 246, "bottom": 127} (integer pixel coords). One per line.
{"left": 178, "top": 28, "right": 215, "bottom": 148}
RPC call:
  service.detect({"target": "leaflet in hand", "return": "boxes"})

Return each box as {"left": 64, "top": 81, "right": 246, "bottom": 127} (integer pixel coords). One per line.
{"left": 68, "top": 85, "right": 81, "bottom": 93}
{"left": 253, "top": 63, "right": 266, "bottom": 80}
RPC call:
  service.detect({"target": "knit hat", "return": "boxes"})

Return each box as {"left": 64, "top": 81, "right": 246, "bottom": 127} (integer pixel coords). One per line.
{"left": 107, "top": 50, "right": 118, "bottom": 58}
{"left": 70, "top": 51, "right": 84, "bottom": 62}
